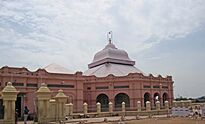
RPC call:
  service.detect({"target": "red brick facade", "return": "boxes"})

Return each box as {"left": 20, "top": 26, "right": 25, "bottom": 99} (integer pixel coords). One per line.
{"left": 0, "top": 65, "right": 174, "bottom": 117}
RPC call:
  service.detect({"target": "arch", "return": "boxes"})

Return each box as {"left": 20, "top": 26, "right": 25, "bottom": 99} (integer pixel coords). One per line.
{"left": 162, "top": 93, "right": 168, "bottom": 106}
{"left": 114, "top": 93, "right": 130, "bottom": 108}
{"left": 144, "top": 92, "right": 151, "bottom": 107}
{"left": 0, "top": 99, "right": 3, "bottom": 119}
{"left": 153, "top": 92, "right": 160, "bottom": 106}
{"left": 96, "top": 94, "right": 109, "bottom": 111}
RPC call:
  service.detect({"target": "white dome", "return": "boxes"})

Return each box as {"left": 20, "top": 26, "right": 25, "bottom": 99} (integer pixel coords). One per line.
{"left": 88, "top": 42, "right": 135, "bottom": 68}
{"left": 44, "top": 63, "right": 73, "bottom": 74}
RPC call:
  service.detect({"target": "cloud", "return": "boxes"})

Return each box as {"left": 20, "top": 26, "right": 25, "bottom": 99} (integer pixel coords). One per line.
{"left": 0, "top": 0, "right": 205, "bottom": 71}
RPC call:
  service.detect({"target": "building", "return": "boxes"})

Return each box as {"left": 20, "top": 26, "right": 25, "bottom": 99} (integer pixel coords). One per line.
{"left": 0, "top": 36, "right": 174, "bottom": 117}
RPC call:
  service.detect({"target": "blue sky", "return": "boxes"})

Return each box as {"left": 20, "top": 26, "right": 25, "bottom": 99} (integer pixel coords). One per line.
{"left": 0, "top": 0, "right": 205, "bottom": 98}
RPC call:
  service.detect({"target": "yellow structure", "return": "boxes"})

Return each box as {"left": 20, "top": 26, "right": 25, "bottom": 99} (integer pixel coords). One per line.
{"left": 36, "top": 83, "right": 51, "bottom": 124}
{"left": 2, "top": 82, "right": 19, "bottom": 124}
{"left": 54, "top": 89, "right": 68, "bottom": 121}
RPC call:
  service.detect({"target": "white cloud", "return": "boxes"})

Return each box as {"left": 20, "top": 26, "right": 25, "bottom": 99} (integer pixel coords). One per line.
{"left": 0, "top": 0, "right": 205, "bottom": 71}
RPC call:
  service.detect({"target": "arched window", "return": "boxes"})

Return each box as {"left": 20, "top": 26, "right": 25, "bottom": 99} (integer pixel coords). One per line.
{"left": 96, "top": 94, "right": 109, "bottom": 111}
{"left": 114, "top": 93, "right": 130, "bottom": 108}
{"left": 162, "top": 93, "right": 168, "bottom": 106}
{"left": 153, "top": 93, "right": 160, "bottom": 106}
{"left": 144, "top": 92, "right": 151, "bottom": 107}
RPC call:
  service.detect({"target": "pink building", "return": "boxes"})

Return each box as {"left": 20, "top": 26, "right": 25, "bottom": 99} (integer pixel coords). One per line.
{"left": 0, "top": 38, "right": 174, "bottom": 118}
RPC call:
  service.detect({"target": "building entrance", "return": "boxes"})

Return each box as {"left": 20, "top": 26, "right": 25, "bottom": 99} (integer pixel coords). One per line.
{"left": 96, "top": 94, "right": 109, "bottom": 112}
{"left": 15, "top": 94, "right": 25, "bottom": 118}
{"left": 15, "top": 97, "right": 22, "bottom": 117}
{"left": 0, "top": 99, "right": 4, "bottom": 119}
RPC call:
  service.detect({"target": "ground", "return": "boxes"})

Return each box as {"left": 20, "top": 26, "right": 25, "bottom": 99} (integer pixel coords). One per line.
{"left": 101, "top": 118, "right": 205, "bottom": 124}
{"left": 17, "top": 117, "right": 205, "bottom": 124}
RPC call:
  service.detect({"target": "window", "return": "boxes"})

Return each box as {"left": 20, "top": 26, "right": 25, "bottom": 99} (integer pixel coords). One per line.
{"left": 114, "top": 85, "right": 129, "bottom": 89}
{"left": 153, "top": 85, "right": 160, "bottom": 88}
{"left": 87, "top": 87, "right": 91, "bottom": 90}
{"left": 27, "top": 83, "right": 37, "bottom": 87}
{"left": 143, "top": 85, "right": 151, "bottom": 88}
{"left": 13, "top": 83, "right": 24, "bottom": 86}
{"left": 162, "top": 86, "right": 168, "bottom": 89}
{"left": 47, "top": 84, "right": 74, "bottom": 88}
{"left": 96, "top": 86, "right": 109, "bottom": 89}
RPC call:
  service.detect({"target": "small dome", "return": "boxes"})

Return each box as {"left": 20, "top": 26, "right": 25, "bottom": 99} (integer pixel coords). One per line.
{"left": 44, "top": 63, "right": 73, "bottom": 74}
{"left": 88, "top": 42, "right": 135, "bottom": 68}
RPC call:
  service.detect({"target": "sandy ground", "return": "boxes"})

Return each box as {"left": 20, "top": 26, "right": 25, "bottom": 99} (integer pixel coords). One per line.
{"left": 17, "top": 117, "right": 205, "bottom": 124}
{"left": 105, "top": 118, "right": 205, "bottom": 124}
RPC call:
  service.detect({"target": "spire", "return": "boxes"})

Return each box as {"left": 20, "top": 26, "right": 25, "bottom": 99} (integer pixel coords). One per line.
{"left": 107, "top": 31, "right": 113, "bottom": 44}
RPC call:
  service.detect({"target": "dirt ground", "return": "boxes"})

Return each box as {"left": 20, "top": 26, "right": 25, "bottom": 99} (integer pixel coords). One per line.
{"left": 96, "top": 118, "right": 205, "bottom": 124}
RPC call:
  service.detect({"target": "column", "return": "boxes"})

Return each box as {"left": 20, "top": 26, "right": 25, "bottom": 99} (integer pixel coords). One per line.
{"left": 122, "top": 102, "right": 126, "bottom": 113}
{"left": 83, "top": 102, "right": 88, "bottom": 115}
{"left": 48, "top": 99, "right": 56, "bottom": 122}
{"left": 68, "top": 103, "right": 73, "bottom": 115}
{"left": 2, "top": 82, "right": 19, "bottom": 124}
{"left": 96, "top": 102, "right": 101, "bottom": 114}
{"left": 109, "top": 102, "right": 113, "bottom": 113}
{"left": 156, "top": 101, "right": 160, "bottom": 111}
{"left": 36, "top": 83, "right": 51, "bottom": 124}
{"left": 137, "top": 101, "right": 141, "bottom": 111}
{"left": 146, "top": 101, "right": 151, "bottom": 111}
{"left": 165, "top": 101, "right": 169, "bottom": 110}
{"left": 54, "top": 89, "right": 68, "bottom": 121}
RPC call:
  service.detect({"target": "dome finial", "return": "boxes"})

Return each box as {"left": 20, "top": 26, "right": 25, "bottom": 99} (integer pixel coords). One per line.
{"left": 107, "top": 31, "right": 113, "bottom": 44}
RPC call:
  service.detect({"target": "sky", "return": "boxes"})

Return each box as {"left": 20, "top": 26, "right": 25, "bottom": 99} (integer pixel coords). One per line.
{"left": 0, "top": 0, "right": 205, "bottom": 98}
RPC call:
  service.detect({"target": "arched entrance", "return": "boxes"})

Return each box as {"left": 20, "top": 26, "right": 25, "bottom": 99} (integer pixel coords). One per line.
{"left": 96, "top": 94, "right": 109, "bottom": 111}
{"left": 0, "top": 99, "right": 3, "bottom": 119}
{"left": 144, "top": 92, "right": 151, "bottom": 107}
{"left": 114, "top": 93, "right": 130, "bottom": 108}
{"left": 153, "top": 93, "right": 160, "bottom": 106}
{"left": 162, "top": 93, "right": 168, "bottom": 106}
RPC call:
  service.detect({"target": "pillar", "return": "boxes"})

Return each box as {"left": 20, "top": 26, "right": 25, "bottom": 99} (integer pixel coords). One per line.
{"left": 122, "top": 102, "right": 126, "bottom": 113}
{"left": 54, "top": 89, "right": 68, "bottom": 121}
{"left": 156, "top": 101, "right": 160, "bottom": 111}
{"left": 2, "top": 82, "right": 19, "bottom": 124}
{"left": 173, "top": 101, "right": 177, "bottom": 107}
{"left": 36, "top": 83, "right": 51, "bottom": 124}
{"left": 165, "top": 101, "right": 169, "bottom": 110}
{"left": 137, "top": 101, "right": 141, "bottom": 111}
{"left": 146, "top": 101, "right": 151, "bottom": 111}
{"left": 68, "top": 103, "right": 73, "bottom": 115}
{"left": 48, "top": 99, "right": 56, "bottom": 122}
{"left": 109, "top": 102, "right": 113, "bottom": 113}
{"left": 83, "top": 103, "right": 88, "bottom": 115}
{"left": 96, "top": 102, "right": 101, "bottom": 114}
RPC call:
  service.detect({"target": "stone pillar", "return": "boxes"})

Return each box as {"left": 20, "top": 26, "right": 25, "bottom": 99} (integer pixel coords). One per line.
{"left": 36, "top": 83, "right": 51, "bottom": 124}
{"left": 156, "top": 101, "right": 160, "bottom": 110}
{"left": 83, "top": 103, "right": 88, "bottom": 115}
{"left": 146, "top": 101, "right": 151, "bottom": 111}
{"left": 173, "top": 101, "right": 177, "bottom": 107}
{"left": 48, "top": 99, "right": 56, "bottom": 122}
{"left": 68, "top": 103, "right": 73, "bottom": 115}
{"left": 165, "top": 101, "right": 169, "bottom": 109}
{"left": 96, "top": 102, "right": 101, "bottom": 114}
{"left": 54, "top": 89, "right": 68, "bottom": 121}
{"left": 122, "top": 102, "right": 126, "bottom": 113}
{"left": 65, "top": 104, "right": 69, "bottom": 116}
{"left": 2, "top": 82, "right": 19, "bottom": 124}
{"left": 137, "top": 101, "right": 141, "bottom": 111}
{"left": 109, "top": 102, "right": 113, "bottom": 113}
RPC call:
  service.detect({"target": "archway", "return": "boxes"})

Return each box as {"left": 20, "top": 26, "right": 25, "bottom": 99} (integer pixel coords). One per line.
{"left": 144, "top": 92, "right": 151, "bottom": 107}
{"left": 114, "top": 93, "right": 130, "bottom": 108}
{"left": 0, "top": 99, "right": 3, "bottom": 119}
{"left": 153, "top": 93, "right": 160, "bottom": 106}
{"left": 96, "top": 94, "right": 109, "bottom": 111}
{"left": 162, "top": 93, "right": 168, "bottom": 106}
